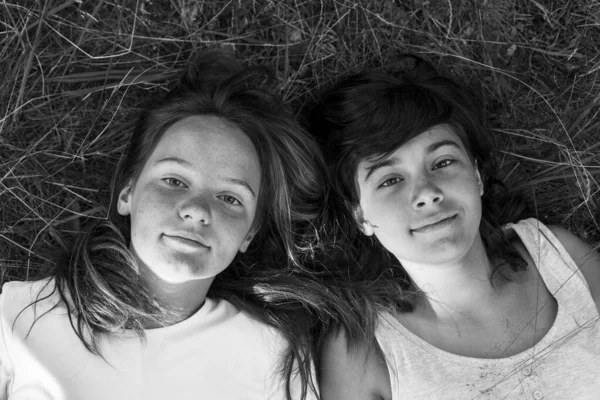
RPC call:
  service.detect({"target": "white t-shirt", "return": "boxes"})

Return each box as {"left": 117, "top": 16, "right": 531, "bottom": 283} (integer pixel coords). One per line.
{"left": 0, "top": 279, "right": 314, "bottom": 400}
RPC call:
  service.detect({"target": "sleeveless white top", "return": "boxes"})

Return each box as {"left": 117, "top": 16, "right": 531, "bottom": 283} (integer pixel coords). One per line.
{"left": 375, "top": 218, "right": 600, "bottom": 399}
{"left": 0, "top": 279, "right": 315, "bottom": 400}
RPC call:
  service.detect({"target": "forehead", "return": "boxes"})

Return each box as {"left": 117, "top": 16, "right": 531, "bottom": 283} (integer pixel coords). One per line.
{"left": 394, "top": 124, "right": 467, "bottom": 156}
{"left": 147, "top": 115, "right": 261, "bottom": 186}
{"left": 356, "top": 124, "right": 468, "bottom": 179}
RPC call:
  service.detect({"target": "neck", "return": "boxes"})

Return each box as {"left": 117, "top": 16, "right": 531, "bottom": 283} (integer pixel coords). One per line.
{"left": 139, "top": 264, "right": 214, "bottom": 329}
{"left": 400, "top": 235, "right": 505, "bottom": 322}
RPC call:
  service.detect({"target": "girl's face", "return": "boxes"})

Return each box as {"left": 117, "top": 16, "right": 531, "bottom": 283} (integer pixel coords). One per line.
{"left": 354, "top": 124, "right": 483, "bottom": 266}
{"left": 117, "top": 115, "right": 261, "bottom": 283}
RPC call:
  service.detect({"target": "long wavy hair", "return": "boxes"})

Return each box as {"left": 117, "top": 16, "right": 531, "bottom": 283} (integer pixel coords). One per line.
{"left": 30, "top": 52, "right": 333, "bottom": 399}
{"left": 310, "top": 56, "right": 531, "bottom": 328}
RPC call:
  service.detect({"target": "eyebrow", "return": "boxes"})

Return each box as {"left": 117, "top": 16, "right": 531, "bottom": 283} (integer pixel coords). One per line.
{"left": 154, "top": 157, "right": 256, "bottom": 198}
{"left": 363, "top": 139, "right": 462, "bottom": 182}
{"left": 154, "top": 157, "right": 192, "bottom": 167}
{"left": 223, "top": 177, "right": 256, "bottom": 198}
{"left": 364, "top": 157, "right": 399, "bottom": 182}
{"left": 425, "top": 139, "right": 461, "bottom": 155}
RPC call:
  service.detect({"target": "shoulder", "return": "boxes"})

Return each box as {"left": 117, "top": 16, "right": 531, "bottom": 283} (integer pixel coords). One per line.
{"left": 205, "top": 297, "right": 287, "bottom": 353}
{"left": 202, "top": 299, "right": 308, "bottom": 398}
{"left": 0, "top": 280, "right": 57, "bottom": 392}
{"left": 1, "top": 279, "right": 60, "bottom": 332}
{"left": 547, "top": 225, "right": 600, "bottom": 311}
{"left": 1, "top": 278, "right": 55, "bottom": 297}
{"left": 1, "top": 279, "right": 55, "bottom": 311}
{"left": 320, "top": 328, "right": 391, "bottom": 400}
{"left": 1, "top": 277, "right": 57, "bottom": 299}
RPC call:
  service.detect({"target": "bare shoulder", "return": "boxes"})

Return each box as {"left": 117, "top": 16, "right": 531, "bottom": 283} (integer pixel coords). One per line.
{"left": 319, "top": 328, "right": 391, "bottom": 400}
{"left": 548, "top": 225, "right": 600, "bottom": 311}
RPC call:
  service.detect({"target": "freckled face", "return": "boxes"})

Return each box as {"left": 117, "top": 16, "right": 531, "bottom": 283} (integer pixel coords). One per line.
{"left": 355, "top": 124, "right": 484, "bottom": 266}
{"left": 117, "top": 115, "right": 261, "bottom": 283}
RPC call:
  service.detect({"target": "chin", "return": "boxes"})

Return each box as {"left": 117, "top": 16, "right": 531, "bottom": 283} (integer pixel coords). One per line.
{"left": 173, "top": 262, "right": 219, "bottom": 281}
{"left": 145, "top": 256, "right": 211, "bottom": 283}
{"left": 157, "top": 269, "right": 212, "bottom": 284}
{"left": 430, "top": 246, "right": 473, "bottom": 265}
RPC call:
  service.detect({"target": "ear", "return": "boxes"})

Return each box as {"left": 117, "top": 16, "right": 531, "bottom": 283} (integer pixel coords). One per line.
{"left": 117, "top": 183, "right": 133, "bottom": 216}
{"left": 353, "top": 206, "right": 375, "bottom": 236}
{"left": 238, "top": 226, "right": 257, "bottom": 253}
{"left": 475, "top": 165, "right": 484, "bottom": 196}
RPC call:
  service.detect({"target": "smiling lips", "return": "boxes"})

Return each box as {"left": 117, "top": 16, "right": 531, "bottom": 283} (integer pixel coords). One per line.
{"left": 411, "top": 214, "right": 458, "bottom": 233}
{"left": 163, "top": 233, "right": 209, "bottom": 250}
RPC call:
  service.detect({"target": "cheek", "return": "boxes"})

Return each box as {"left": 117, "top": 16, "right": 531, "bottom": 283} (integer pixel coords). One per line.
{"left": 463, "top": 174, "right": 483, "bottom": 205}
{"left": 451, "top": 175, "right": 483, "bottom": 224}
{"left": 217, "top": 211, "right": 253, "bottom": 244}
{"left": 130, "top": 190, "right": 174, "bottom": 232}
{"left": 447, "top": 172, "right": 480, "bottom": 198}
{"left": 363, "top": 192, "right": 408, "bottom": 224}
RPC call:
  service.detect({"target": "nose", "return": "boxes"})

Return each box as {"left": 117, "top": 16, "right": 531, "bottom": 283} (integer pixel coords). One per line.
{"left": 179, "top": 195, "right": 211, "bottom": 225}
{"left": 411, "top": 176, "right": 444, "bottom": 209}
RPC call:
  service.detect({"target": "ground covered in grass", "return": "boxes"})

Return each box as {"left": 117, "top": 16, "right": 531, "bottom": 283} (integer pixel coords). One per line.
{"left": 1, "top": 0, "right": 599, "bottom": 282}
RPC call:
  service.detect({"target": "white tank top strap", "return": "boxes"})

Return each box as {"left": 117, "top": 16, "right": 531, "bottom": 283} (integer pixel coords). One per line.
{"left": 505, "top": 218, "right": 597, "bottom": 320}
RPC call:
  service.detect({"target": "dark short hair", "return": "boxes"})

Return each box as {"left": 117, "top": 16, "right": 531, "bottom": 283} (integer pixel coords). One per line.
{"left": 312, "top": 56, "right": 529, "bottom": 303}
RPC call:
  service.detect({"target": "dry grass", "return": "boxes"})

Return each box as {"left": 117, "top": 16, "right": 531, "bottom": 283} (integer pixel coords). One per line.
{"left": 1, "top": 0, "right": 599, "bottom": 282}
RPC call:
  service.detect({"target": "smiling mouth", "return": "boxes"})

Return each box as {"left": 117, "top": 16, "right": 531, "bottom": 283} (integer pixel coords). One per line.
{"left": 412, "top": 214, "right": 457, "bottom": 233}
{"left": 163, "top": 234, "right": 210, "bottom": 250}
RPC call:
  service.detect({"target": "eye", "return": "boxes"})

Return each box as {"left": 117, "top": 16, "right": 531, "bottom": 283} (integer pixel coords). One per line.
{"left": 433, "top": 159, "right": 454, "bottom": 170}
{"left": 163, "top": 177, "right": 187, "bottom": 188}
{"left": 379, "top": 176, "right": 403, "bottom": 188}
{"left": 219, "top": 195, "right": 242, "bottom": 206}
